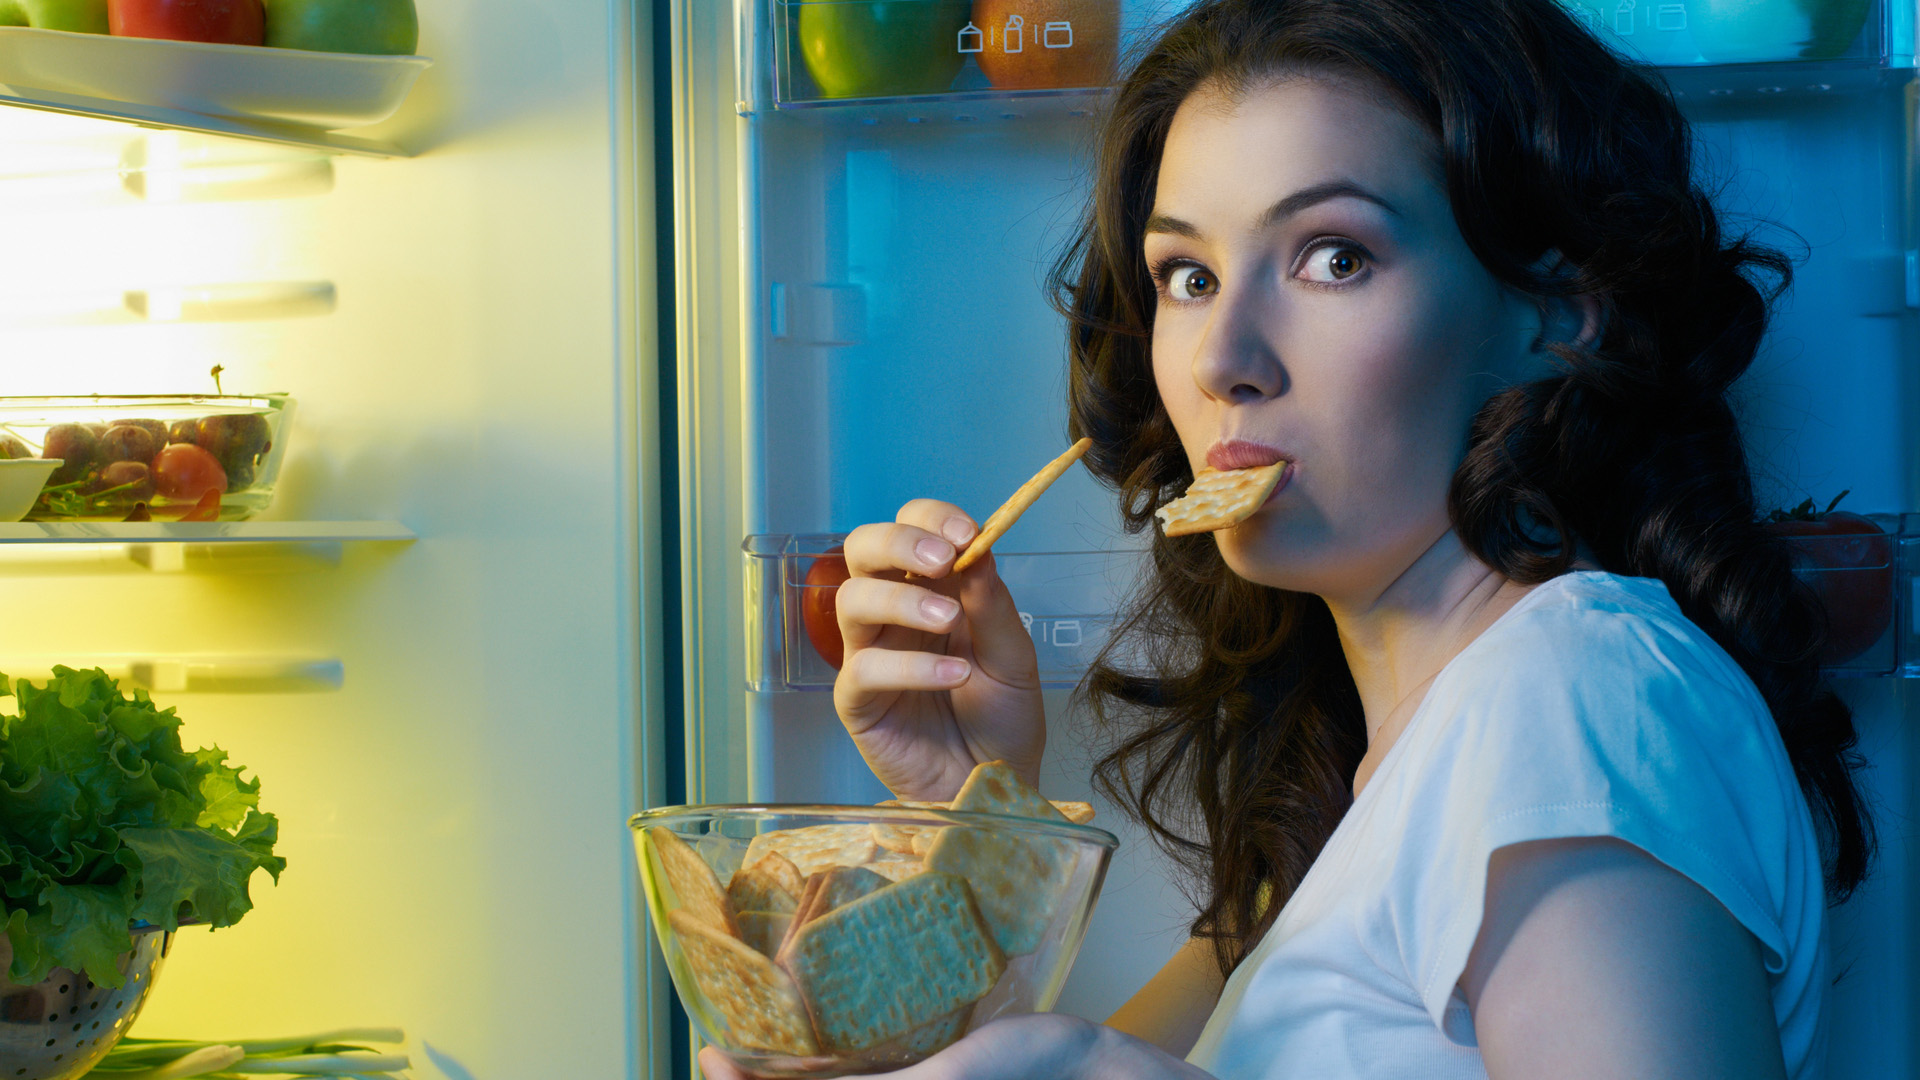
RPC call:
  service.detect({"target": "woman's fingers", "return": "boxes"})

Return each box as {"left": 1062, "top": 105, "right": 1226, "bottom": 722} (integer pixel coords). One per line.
{"left": 843, "top": 520, "right": 956, "bottom": 579}
{"left": 836, "top": 646, "right": 971, "bottom": 716}
{"left": 950, "top": 551, "right": 1039, "bottom": 689}
{"left": 837, "top": 575, "right": 963, "bottom": 651}
{"left": 843, "top": 502, "right": 978, "bottom": 581}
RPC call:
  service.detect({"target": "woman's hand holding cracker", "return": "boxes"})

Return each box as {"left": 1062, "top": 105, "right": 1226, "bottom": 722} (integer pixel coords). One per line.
{"left": 833, "top": 498, "right": 1045, "bottom": 803}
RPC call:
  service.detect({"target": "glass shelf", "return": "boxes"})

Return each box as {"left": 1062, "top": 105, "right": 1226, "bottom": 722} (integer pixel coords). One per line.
{"left": 0, "top": 520, "right": 414, "bottom": 572}
{"left": 0, "top": 88, "right": 410, "bottom": 158}
{"left": 747, "top": 518, "right": 1920, "bottom": 690}
{"left": 0, "top": 653, "right": 343, "bottom": 693}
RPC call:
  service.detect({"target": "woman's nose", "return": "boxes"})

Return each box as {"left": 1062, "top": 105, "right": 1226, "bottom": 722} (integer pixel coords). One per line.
{"left": 1188, "top": 286, "right": 1287, "bottom": 403}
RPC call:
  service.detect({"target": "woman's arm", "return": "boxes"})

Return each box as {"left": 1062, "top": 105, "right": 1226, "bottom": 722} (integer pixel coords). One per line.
{"left": 1463, "top": 837, "right": 1789, "bottom": 1080}
{"left": 1104, "top": 936, "right": 1228, "bottom": 1057}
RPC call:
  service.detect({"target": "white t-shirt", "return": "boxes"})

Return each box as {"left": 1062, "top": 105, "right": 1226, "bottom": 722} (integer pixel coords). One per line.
{"left": 1184, "top": 571, "right": 1828, "bottom": 1079}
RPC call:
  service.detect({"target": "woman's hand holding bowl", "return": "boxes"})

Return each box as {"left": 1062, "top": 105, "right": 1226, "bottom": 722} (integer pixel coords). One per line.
{"left": 833, "top": 498, "right": 1045, "bottom": 802}
{"left": 699, "top": 1015, "right": 1216, "bottom": 1080}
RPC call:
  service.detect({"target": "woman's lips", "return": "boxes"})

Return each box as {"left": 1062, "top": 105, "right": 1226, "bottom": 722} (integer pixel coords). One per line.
{"left": 1206, "top": 440, "right": 1288, "bottom": 471}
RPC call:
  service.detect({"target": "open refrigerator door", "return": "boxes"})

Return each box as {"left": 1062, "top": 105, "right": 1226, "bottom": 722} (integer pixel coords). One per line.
{"left": 0, "top": 0, "right": 669, "bottom": 1076}
{"left": 667, "top": 0, "right": 1919, "bottom": 1075}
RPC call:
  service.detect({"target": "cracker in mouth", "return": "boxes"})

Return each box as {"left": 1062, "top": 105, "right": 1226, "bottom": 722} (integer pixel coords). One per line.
{"left": 1154, "top": 461, "right": 1288, "bottom": 537}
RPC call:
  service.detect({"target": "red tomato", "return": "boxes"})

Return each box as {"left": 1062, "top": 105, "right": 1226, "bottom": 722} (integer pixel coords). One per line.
{"left": 801, "top": 545, "right": 852, "bottom": 669}
{"left": 108, "top": 0, "right": 264, "bottom": 45}
{"left": 1766, "top": 511, "right": 1894, "bottom": 665}
{"left": 152, "top": 443, "right": 228, "bottom": 502}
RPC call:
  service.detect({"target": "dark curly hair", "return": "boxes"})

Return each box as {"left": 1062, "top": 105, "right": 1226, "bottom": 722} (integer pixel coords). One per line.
{"left": 1054, "top": 0, "right": 1875, "bottom": 977}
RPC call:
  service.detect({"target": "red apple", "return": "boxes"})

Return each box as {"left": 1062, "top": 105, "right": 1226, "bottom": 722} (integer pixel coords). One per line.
{"left": 108, "top": 0, "right": 263, "bottom": 45}
{"left": 1765, "top": 506, "right": 1893, "bottom": 666}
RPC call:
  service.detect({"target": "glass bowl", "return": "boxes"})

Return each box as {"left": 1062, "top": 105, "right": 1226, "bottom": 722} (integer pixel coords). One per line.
{"left": 631, "top": 804, "right": 1118, "bottom": 1078}
{"left": 0, "top": 395, "right": 293, "bottom": 521}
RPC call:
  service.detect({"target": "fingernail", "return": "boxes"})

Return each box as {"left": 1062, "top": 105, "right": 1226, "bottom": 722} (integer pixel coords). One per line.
{"left": 915, "top": 537, "right": 950, "bottom": 567}
{"left": 936, "top": 658, "right": 969, "bottom": 683}
{"left": 921, "top": 595, "right": 959, "bottom": 622}
{"left": 942, "top": 517, "right": 976, "bottom": 545}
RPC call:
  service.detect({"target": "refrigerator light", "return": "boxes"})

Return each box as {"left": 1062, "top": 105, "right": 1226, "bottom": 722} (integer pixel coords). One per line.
{"left": 120, "top": 131, "right": 334, "bottom": 203}
{"left": 124, "top": 280, "right": 337, "bottom": 322}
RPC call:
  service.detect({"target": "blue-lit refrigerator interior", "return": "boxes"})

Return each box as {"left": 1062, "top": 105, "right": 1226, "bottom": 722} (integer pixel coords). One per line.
{"left": 666, "top": 0, "right": 1918, "bottom": 1076}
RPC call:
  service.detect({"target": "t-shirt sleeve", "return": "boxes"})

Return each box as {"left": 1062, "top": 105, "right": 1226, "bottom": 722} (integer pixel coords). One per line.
{"left": 1387, "top": 589, "right": 1824, "bottom": 1046}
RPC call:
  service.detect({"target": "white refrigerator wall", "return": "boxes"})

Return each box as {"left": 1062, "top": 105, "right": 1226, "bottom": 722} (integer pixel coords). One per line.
{"left": 676, "top": 0, "right": 1919, "bottom": 1072}
{"left": 0, "top": 0, "right": 666, "bottom": 1076}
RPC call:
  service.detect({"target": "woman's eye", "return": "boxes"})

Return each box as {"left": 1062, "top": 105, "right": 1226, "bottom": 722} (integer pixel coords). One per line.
{"left": 1299, "top": 245, "right": 1367, "bottom": 283}
{"left": 1163, "top": 263, "right": 1218, "bottom": 300}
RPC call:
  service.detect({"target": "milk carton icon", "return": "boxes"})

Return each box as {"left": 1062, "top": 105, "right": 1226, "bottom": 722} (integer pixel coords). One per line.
{"left": 957, "top": 22, "right": 983, "bottom": 53}
{"left": 1002, "top": 14, "right": 1024, "bottom": 53}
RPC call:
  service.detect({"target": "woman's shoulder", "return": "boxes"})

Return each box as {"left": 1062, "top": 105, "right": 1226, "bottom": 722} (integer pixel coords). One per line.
{"left": 1443, "top": 569, "right": 1766, "bottom": 719}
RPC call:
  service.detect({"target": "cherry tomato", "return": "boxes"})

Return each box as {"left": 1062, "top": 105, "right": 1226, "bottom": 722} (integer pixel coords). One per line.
{"left": 152, "top": 443, "right": 228, "bottom": 502}
{"left": 801, "top": 545, "right": 852, "bottom": 669}
{"left": 1766, "top": 511, "right": 1894, "bottom": 665}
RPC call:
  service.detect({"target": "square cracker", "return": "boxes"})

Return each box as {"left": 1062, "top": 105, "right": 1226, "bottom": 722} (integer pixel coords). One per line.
{"left": 873, "top": 821, "right": 937, "bottom": 855}
{"left": 867, "top": 853, "right": 925, "bottom": 883}
{"left": 780, "top": 871, "right": 1005, "bottom": 1054}
{"left": 737, "top": 910, "right": 794, "bottom": 958}
{"left": 647, "top": 826, "right": 739, "bottom": 938}
{"left": 744, "top": 823, "right": 881, "bottom": 877}
{"left": 669, "top": 909, "right": 817, "bottom": 1055}
{"left": 926, "top": 761, "right": 1075, "bottom": 957}
{"left": 728, "top": 862, "right": 799, "bottom": 916}
{"left": 923, "top": 824, "right": 1075, "bottom": 957}
{"left": 1153, "top": 462, "right": 1287, "bottom": 537}
{"left": 742, "top": 850, "right": 806, "bottom": 898}
{"left": 949, "top": 761, "right": 1068, "bottom": 824}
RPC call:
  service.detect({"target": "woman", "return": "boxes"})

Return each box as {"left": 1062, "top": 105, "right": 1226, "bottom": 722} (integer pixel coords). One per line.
{"left": 703, "top": 0, "right": 1873, "bottom": 1076}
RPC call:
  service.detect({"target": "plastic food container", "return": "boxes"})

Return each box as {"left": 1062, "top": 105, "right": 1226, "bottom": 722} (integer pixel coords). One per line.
{"left": 632, "top": 804, "right": 1116, "bottom": 1078}
{"left": 0, "top": 459, "right": 59, "bottom": 522}
{"left": 0, "top": 395, "right": 293, "bottom": 522}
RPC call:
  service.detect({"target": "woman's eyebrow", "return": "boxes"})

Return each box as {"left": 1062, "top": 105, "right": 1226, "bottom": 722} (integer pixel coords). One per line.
{"left": 1144, "top": 179, "right": 1402, "bottom": 240}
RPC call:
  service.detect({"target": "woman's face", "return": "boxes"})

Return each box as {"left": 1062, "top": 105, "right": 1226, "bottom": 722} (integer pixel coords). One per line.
{"left": 1147, "top": 73, "right": 1545, "bottom": 602}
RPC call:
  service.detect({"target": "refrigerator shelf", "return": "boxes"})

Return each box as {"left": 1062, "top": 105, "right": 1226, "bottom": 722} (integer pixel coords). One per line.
{"left": 0, "top": 653, "right": 343, "bottom": 693}
{"left": 0, "top": 520, "right": 414, "bottom": 572}
{"left": 745, "top": 533, "right": 1142, "bottom": 692}
{"left": 747, "top": 518, "right": 1920, "bottom": 689}
{"left": 0, "top": 87, "right": 413, "bottom": 158}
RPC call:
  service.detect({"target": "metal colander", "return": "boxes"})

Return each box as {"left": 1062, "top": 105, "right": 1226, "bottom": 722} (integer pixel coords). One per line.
{"left": 0, "top": 926, "right": 173, "bottom": 1080}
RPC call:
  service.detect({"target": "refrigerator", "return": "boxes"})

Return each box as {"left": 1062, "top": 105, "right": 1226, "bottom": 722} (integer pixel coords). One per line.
{"left": 664, "top": 0, "right": 1919, "bottom": 1077}
{"left": 0, "top": 0, "right": 1911, "bottom": 1077}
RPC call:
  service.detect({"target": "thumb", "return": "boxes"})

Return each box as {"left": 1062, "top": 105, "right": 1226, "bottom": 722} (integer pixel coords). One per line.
{"left": 953, "top": 551, "right": 1039, "bottom": 689}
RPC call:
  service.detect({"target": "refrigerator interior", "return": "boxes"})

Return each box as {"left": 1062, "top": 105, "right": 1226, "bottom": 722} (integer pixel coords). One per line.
{"left": 0, "top": 0, "right": 667, "bottom": 1076}
{"left": 672, "top": 0, "right": 1920, "bottom": 1074}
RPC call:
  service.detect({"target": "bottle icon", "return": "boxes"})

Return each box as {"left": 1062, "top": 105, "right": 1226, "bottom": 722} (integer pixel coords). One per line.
{"left": 1613, "top": 0, "right": 1635, "bottom": 35}
{"left": 957, "top": 22, "right": 983, "bottom": 53}
{"left": 1002, "top": 14, "right": 1024, "bottom": 53}
{"left": 1043, "top": 20, "right": 1073, "bottom": 48}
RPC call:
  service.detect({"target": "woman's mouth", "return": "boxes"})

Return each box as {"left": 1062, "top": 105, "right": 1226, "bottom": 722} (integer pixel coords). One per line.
{"left": 1206, "top": 440, "right": 1288, "bottom": 471}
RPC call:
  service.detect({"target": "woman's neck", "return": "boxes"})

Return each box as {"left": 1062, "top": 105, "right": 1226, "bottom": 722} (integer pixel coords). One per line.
{"left": 1324, "top": 530, "right": 1540, "bottom": 793}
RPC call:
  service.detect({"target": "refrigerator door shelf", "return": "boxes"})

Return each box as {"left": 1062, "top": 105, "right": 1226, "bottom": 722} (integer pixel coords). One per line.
{"left": 769, "top": 0, "right": 1118, "bottom": 111}
{"left": 744, "top": 532, "right": 1143, "bottom": 692}
{"left": 743, "top": 521, "right": 1918, "bottom": 686}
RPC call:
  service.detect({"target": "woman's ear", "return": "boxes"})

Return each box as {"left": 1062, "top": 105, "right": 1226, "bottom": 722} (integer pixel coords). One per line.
{"left": 1530, "top": 251, "right": 1604, "bottom": 353}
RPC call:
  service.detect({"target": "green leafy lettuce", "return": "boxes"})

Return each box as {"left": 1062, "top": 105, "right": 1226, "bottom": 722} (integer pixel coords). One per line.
{"left": 0, "top": 666, "right": 284, "bottom": 988}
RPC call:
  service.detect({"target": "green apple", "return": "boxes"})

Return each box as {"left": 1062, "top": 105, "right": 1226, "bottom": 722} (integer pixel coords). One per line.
{"left": 262, "top": 0, "right": 415, "bottom": 54}
{"left": 0, "top": 0, "right": 109, "bottom": 33}
{"left": 796, "top": 0, "right": 970, "bottom": 99}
